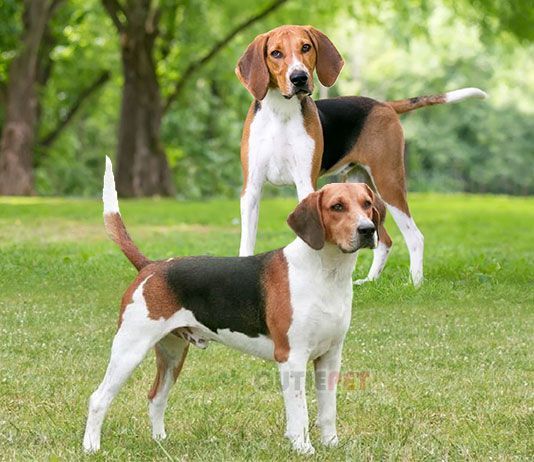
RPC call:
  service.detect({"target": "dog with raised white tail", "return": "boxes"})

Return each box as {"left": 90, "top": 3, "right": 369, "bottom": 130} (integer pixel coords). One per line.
{"left": 83, "top": 157, "right": 383, "bottom": 455}
{"left": 236, "top": 25, "right": 487, "bottom": 286}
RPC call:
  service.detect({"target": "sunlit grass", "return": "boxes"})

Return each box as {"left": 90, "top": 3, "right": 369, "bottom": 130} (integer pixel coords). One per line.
{"left": 0, "top": 194, "right": 532, "bottom": 460}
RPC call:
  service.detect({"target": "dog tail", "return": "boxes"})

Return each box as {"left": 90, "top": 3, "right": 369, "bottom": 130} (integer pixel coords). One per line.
{"left": 386, "top": 87, "right": 487, "bottom": 114}
{"left": 103, "top": 156, "right": 151, "bottom": 271}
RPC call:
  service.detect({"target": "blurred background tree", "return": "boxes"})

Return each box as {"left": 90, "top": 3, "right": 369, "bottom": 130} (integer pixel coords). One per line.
{"left": 0, "top": 0, "right": 531, "bottom": 197}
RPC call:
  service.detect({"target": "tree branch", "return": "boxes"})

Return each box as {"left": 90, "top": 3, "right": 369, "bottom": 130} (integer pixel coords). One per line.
{"left": 0, "top": 80, "right": 6, "bottom": 110}
{"left": 101, "top": 0, "right": 126, "bottom": 32}
{"left": 163, "top": 0, "right": 288, "bottom": 113}
{"left": 39, "top": 70, "right": 111, "bottom": 148}
{"left": 47, "top": 0, "right": 65, "bottom": 17}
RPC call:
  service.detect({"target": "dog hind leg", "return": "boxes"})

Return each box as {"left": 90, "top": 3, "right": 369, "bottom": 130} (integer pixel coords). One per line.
{"left": 148, "top": 334, "right": 189, "bottom": 440}
{"left": 387, "top": 204, "right": 424, "bottom": 287}
{"left": 362, "top": 164, "right": 424, "bottom": 287}
{"left": 354, "top": 224, "right": 393, "bottom": 285}
{"left": 83, "top": 281, "right": 172, "bottom": 453}
{"left": 345, "top": 168, "right": 393, "bottom": 284}
{"left": 83, "top": 324, "right": 160, "bottom": 452}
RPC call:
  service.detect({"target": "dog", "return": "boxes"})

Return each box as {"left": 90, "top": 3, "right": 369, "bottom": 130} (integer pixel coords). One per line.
{"left": 235, "top": 24, "right": 487, "bottom": 286}
{"left": 82, "top": 157, "right": 382, "bottom": 455}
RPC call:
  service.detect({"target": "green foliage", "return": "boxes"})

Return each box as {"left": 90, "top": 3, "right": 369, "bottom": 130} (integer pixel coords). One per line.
{"left": 331, "top": 3, "right": 534, "bottom": 196}
{"left": 1, "top": 0, "right": 530, "bottom": 197}
{"left": 0, "top": 0, "right": 22, "bottom": 82}
{"left": 0, "top": 194, "right": 532, "bottom": 459}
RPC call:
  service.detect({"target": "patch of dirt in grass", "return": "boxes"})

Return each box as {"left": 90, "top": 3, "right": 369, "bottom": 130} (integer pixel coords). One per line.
{"left": 0, "top": 220, "right": 237, "bottom": 245}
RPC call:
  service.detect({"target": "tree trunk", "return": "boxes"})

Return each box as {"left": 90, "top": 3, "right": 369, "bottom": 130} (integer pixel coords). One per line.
{"left": 114, "top": 3, "right": 174, "bottom": 197}
{"left": 0, "top": 0, "right": 50, "bottom": 195}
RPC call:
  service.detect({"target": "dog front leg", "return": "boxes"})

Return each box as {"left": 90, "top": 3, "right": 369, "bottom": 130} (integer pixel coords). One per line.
{"left": 278, "top": 356, "right": 314, "bottom": 454}
{"left": 239, "top": 179, "right": 263, "bottom": 256}
{"left": 294, "top": 175, "right": 315, "bottom": 202}
{"left": 314, "top": 343, "right": 343, "bottom": 447}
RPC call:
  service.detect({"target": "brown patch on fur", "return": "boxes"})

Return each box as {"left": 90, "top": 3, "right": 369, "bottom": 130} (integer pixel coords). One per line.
{"left": 263, "top": 251, "right": 292, "bottom": 363}
{"left": 172, "top": 342, "right": 189, "bottom": 381}
{"left": 327, "top": 104, "right": 411, "bottom": 216}
{"left": 105, "top": 213, "right": 151, "bottom": 270}
{"left": 118, "top": 264, "right": 157, "bottom": 327}
{"left": 302, "top": 98, "right": 323, "bottom": 189}
{"left": 147, "top": 339, "right": 189, "bottom": 401}
{"left": 387, "top": 93, "right": 447, "bottom": 114}
{"left": 143, "top": 265, "right": 181, "bottom": 321}
{"left": 117, "top": 261, "right": 181, "bottom": 326}
{"left": 240, "top": 102, "right": 257, "bottom": 195}
{"left": 147, "top": 344, "right": 166, "bottom": 400}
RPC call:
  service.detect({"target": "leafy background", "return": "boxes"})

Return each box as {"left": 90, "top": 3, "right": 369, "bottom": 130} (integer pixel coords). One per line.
{"left": 0, "top": 0, "right": 532, "bottom": 198}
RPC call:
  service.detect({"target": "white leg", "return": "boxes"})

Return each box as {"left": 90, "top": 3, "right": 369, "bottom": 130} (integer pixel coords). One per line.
{"left": 279, "top": 356, "right": 314, "bottom": 454}
{"left": 387, "top": 205, "right": 424, "bottom": 286}
{"left": 294, "top": 177, "right": 315, "bottom": 202}
{"left": 314, "top": 344, "right": 343, "bottom": 447}
{"left": 83, "top": 327, "right": 157, "bottom": 453}
{"left": 148, "top": 335, "right": 188, "bottom": 441}
{"left": 239, "top": 179, "right": 264, "bottom": 256}
{"left": 354, "top": 242, "right": 391, "bottom": 285}
{"left": 83, "top": 283, "right": 171, "bottom": 453}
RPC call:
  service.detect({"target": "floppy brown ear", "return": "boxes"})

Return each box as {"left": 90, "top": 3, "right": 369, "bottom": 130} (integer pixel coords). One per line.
{"left": 306, "top": 27, "right": 344, "bottom": 87}
{"left": 235, "top": 33, "right": 270, "bottom": 101}
{"left": 287, "top": 191, "right": 325, "bottom": 250}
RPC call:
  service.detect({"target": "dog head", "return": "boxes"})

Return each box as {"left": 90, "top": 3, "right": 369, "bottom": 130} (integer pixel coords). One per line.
{"left": 287, "top": 183, "right": 381, "bottom": 253}
{"left": 236, "top": 25, "right": 344, "bottom": 101}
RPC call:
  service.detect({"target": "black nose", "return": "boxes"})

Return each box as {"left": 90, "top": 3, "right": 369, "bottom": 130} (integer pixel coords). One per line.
{"left": 357, "top": 223, "right": 375, "bottom": 236}
{"left": 290, "top": 71, "right": 308, "bottom": 86}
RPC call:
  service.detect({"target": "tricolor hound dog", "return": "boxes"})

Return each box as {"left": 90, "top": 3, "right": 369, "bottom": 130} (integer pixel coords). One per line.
{"left": 236, "top": 25, "right": 487, "bottom": 287}
{"left": 83, "top": 157, "right": 381, "bottom": 455}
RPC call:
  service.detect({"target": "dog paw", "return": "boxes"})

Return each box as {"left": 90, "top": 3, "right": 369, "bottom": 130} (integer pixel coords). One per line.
{"left": 293, "top": 441, "right": 315, "bottom": 455}
{"left": 152, "top": 430, "right": 167, "bottom": 441}
{"left": 82, "top": 437, "right": 100, "bottom": 454}
{"left": 411, "top": 273, "right": 424, "bottom": 288}
{"left": 286, "top": 432, "right": 315, "bottom": 455}
{"left": 321, "top": 434, "right": 339, "bottom": 447}
{"left": 287, "top": 437, "right": 315, "bottom": 455}
{"left": 353, "top": 277, "right": 370, "bottom": 286}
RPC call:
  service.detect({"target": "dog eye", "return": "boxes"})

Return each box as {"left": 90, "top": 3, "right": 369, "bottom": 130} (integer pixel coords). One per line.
{"left": 363, "top": 200, "right": 372, "bottom": 209}
{"left": 270, "top": 50, "right": 283, "bottom": 59}
{"left": 302, "top": 44, "right": 311, "bottom": 53}
{"left": 331, "top": 203, "right": 344, "bottom": 212}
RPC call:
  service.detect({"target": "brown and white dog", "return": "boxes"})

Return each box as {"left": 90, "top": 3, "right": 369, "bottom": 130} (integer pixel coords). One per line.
{"left": 83, "top": 157, "right": 381, "bottom": 455}
{"left": 236, "top": 25, "right": 487, "bottom": 286}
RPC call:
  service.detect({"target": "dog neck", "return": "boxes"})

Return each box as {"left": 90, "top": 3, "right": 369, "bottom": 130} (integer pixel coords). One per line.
{"left": 284, "top": 238, "right": 358, "bottom": 280}
{"left": 261, "top": 89, "right": 303, "bottom": 120}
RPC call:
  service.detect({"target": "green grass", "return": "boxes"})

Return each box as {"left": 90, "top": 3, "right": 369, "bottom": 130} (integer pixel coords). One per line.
{"left": 0, "top": 193, "right": 532, "bottom": 461}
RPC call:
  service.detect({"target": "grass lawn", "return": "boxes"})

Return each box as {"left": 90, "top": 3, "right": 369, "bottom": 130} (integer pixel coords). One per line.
{"left": 0, "top": 193, "right": 532, "bottom": 461}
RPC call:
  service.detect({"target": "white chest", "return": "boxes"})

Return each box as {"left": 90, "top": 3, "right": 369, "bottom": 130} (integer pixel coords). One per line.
{"left": 248, "top": 91, "right": 315, "bottom": 186}
{"left": 283, "top": 242, "right": 356, "bottom": 360}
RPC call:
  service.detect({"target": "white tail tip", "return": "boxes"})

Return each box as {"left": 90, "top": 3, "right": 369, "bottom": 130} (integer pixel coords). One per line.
{"left": 103, "top": 156, "right": 119, "bottom": 215}
{"left": 444, "top": 87, "right": 488, "bottom": 103}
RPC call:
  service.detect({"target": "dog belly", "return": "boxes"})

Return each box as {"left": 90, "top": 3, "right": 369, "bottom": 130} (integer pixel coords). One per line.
{"left": 180, "top": 325, "right": 274, "bottom": 360}
{"left": 212, "top": 329, "right": 275, "bottom": 360}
